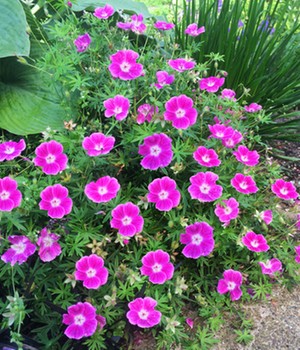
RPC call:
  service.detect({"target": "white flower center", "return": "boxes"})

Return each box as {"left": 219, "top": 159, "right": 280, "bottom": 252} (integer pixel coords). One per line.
{"left": 224, "top": 206, "right": 232, "bottom": 215}
{"left": 264, "top": 260, "right": 271, "bottom": 268}
{"left": 175, "top": 108, "right": 185, "bottom": 118}
{"left": 152, "top": 263, "right": 162, "bottom": 272}
{"left": 50, "top": 198, "right": 61, "bottom": 207}
{"left": 95, "top": 144, "right": 104, "bottom": 151}
{"left": 241, "top": 155, "right": 248, "bottom": 162}
{"left": 207, "top": 81, "right": 215, "bottom": 87}
{"left": 200, "top": 184, "right": 210, "bottom": 194}
{"left": 86, "top": 268, "right": 97, "bottom": 278}
{"left": 4, "top": 146, "right": 15, "bottom": 154}
{"left": 150, "top": 145, "right": 161, "bottom": 156}
{"left": 191, "top": 233, "right": 203, "bottom": 245}
{"left": 114, "top": 107, "right": 122, "bottom": 114}
{"left": 43, "top": 236, "right": 54, "bottom": 247}
{"left": 158, "top": 190, "right": 168, "bottom": 200}
{"left": 202, "top": 155, "right": 210, "bottom": 163}
{"left": 138, "top": 309, "right": 149, "bottom": 320}
{"left": 122, "top": 216, "right": 132, "bottom": 226}
{"left": 226, "top": 139, "right": 234, "bottom": 146}
{"left": 216, "top": 132, "right": 224, "bottom": 138}
{"left": 74, "top": 314, "right": 86, "bottom": 326}
{"left": 240, "top": 181, "right": 248, "bottom": 190}
{"left": 178, "top": 64, "right": 184, "bottom": 71}
{"left": 280, "top": 188, "right": 288, "bottom": 195}
{"left": 46, "top": 154, "right": 56, "bottom": 164}
{"left": 12, "top": 242, "right": 26, "bottom": 254}
{"left": 120, "top": 62, "right": 131, "bottom": 72}
{"left": 0, "top": 191, "right": 10, "bottom": 200}
{"left": 227, "top": 281, "right": 236, "bottom": 291}
{"left": 251, "top": 239, "right": 259, "bottom": 248}
{"left": 98, "top": 186, "right": 108, "bottom": 195}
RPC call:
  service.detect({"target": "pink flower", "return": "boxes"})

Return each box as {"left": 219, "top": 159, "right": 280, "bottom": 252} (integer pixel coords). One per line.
{"left": 108, "top": 49, "right": 143, "bottom": 80}
{"left": 110, "top": 202, "right": 144, "bottom": 237}
{"left": 208, "top": 124, "right": 234, "bottom": 140}
{"left": 126, "top": 297, "right": 161, "bottom": 328}
{"left": 260, "top": 210, "right": 273, "bottom": 225}
{"left": 186, "top": 318, "right": 194, "bottom": 329}
{"left": 37, "top": 228, "right": 61, "bottom": 262}
{"left": 147, "top": 177, "right": 180, "bottom": 211}
{"left": 164, "top": 95, "right": 198, "bottom": 129}
{"left": 62, "top": 302, "right": 97, "bottom": 339}
{"left": 193, "top": 146, "right": 221, "bottom": 167}
{"left": 188, "top": 172, "right": 223, "bottom": 202}
{"left": 217, "top": 269, "right": 243, "bottom": 301}
{"left": 199, "top": 76, "right": 225, "bottom": 93}
{"left": 258, "top": 258, "right": 282, "bottom": 276}
{"left": 96, "top": 314, "right": 106, "bottom": 330}
{"left": 1, "top": 236, "right": 36, "bottom": 266}
{"left": 180, "top": 222, "right": 214, "bottom": 259}
{"left": 93, "top": 4, "right": 114, "bottom": 19}
{"left": 33, "top": 140, "right": 68, "bottom": 175}
{"left": 117, "top": 14, "right": 146, "bottom": 34}
{"left": 295, "top": 245, "right": 300, "bottom": 263}
{"left": 103, "top": 95, "right": 130, "bottom": 121}
{"left": 271, "top": 179, "right": 299, "bottom": 200}
{"left": 154, "top": 21, "right": 175, "bottom": 31}
{"left": 74, "top": 33, "right": 91, "bottom": 52}
{"left": 137, "top": 104, "right": 158, "bottom": 124}
{"left": 154, "top": 70, "right": 175, "bottom": 89}
{"left": 233, "top": 145, "right": 260, "bottom": 166}
{"left": 244, "top": 103, "right": 262, "bottom": 113}
{"left": 168, "top": 58, "right": 196, "bottom": 72}
{"left": 214, "top": 197, "right": 239, "bottom": 223}
{"left": 231, "top": 173, "right": 258, "bottom": 194}
{"left": 222, "top": 129, "right": 243, "bottom": 148}
{"left": 242, "top": 231, "right": 270, "bottom": 252}
{"left": 140, "top": 250, "right": 174, "bottom": 284}
{"left": 39, "top": 184, "right": 73, "bottom": 218}
{"left": 0, "top": 177, "right": 22, "bottom": 211}
{"left": 0, "top": 139, "right": 26, "bottom": 161}
{"left": 75, "top": 254, "right": 109, "bottom": 289}
{"left": 82, "top": 133, "right": 115, "bottom": 156}
{"left": 138, "top": 133, "right": 173, "bottom": 170}
{"left": 84, "top": 176, "right": 120, "bottom": 203}
{"left": 220, "top": 89, "right": 236, "bottom": 100}
{"left": 185, "top": 23, "right": 205, "bottom": 36}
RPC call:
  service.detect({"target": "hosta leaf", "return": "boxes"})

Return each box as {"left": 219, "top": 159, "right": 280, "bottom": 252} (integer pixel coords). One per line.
{"left": 0, "top": 0, "right": 30, "bottom": 58}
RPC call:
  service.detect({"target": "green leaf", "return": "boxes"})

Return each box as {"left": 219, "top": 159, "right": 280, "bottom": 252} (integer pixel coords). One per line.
{"left": 0, "top": 57, "right": 67, "bottom": 135}
{"left": 72, "top": 0, "right": 151, "bottom": 18}
{"left": 0, "top": 0, "right": 30, "bottom": 58}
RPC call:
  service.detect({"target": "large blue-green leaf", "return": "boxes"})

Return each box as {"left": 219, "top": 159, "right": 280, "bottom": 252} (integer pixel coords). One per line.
{"left": 0, "top": 0, "right": 30, "bottom": 58}
{"left": 0, "top": 58, "right": 67, "bottom": 135}
{"left": 72, "top": 0, "right": 151, "bottom": 18}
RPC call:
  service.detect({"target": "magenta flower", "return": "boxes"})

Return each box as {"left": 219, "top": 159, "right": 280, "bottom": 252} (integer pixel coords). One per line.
{"left": 75, "top": 254, "right": 108, "bottom": 289}
{"left": 74, "top": 33, "right": 91, "bottom": 52}
{"left": 126, "top": 297, "right": 161, "bottom": 328}
{"left": 96, "top": 314, "right": 106, "bottom": 330}
{"left": 208, "top": 124, "right": 234, "bottom": 140}
{"left": 39, "top": 184, "right": 73, "bottom": 218}
{"left": 222, "top": 129, "right": 243, "bottom": 148}
{"left": 0, "top": 139, "right": 26, "bottom": 162}
{"left": 260, "top": 210, "right": 273, "bottom": 225}
{"left": 180, "top": 222, "right": 214, "bottom": 259}
{"left": 93, "top": 4, "right": 114, "bottom": 19}
{"left": 137, "top": 104, "right": 158, "bottom": 124}
{"left": 111, "top": 202, "right": 144, "bottom": 237}
{"left": 193, "top": 146, "right": 221, "bottom": 167}
{"left": 214, "top": 197, "right": 239, "bottom": 223}
{"left": 233, "top": 145, "right": 260, "bottom": 166}
{"left": 85, "top": 176, "right": 120, "bottom": 203}
{"left": 186, "top": 318, "right": 194, "bottom": 329}
{"left": 0, "top": 177, "right": 22, "bottom": 212}
{"left": 33, "top": 140, "right": 68, "bottom": 175}
{"left": 154, "top": 21, "right": 175, "bottom": 31}
{"left": 242, "top": 231, "right": 270, "bottom": 252}
{"left": 295, "top": 246, "right": 300, "bottom": 263}
{"left": 154, "top": 70, "right": 175, "bottom": 89}
{"left": 188, "top": 172, "right": 223, "bottom": 202}
{"left": 217, "top": 269, "right": 243, "bottom": 301}
{"left": 220, "top": 89, "right": 236, "bottom": 100}
{"left": 185, "top": 23, "right": 205, "bottom": 36}
{"left": 147, "top": 177, "right": 180, "bottom": 211}
{"left": 103, "top": 95, "right": 130, "bottom": 121}
{"left": 271, "top": 179, "right": 299, "bottom": 200}
{"left": 1, "top": 236, "right": 36, "bottom": 266}
{"left": 164, "top": 95, "right": 198, "bottom": 129}
{"left": 199, "top": 76, "right": 225, "bottom": 93}
{"left": 108, "top": 49, "right": 143, "bottom": 80}
{"left": 37, "top": 228, "right": 61, "bottom": 262}
{"left": 244, "top": 103, "right": 262, "bottom": 113}
{"left": 140, "top": 250, "right": 174, "bottom": 284}
{"left": 231, "top": 173, "right": 258, "bottom": 194}
{"left": 62, "top": 302, "right": 97, "bottom": 339}
{"left": 138, "top": 133, "right": 173, "bottom": 170}
{"left": 82, "top": 133, "right": 115, "bottom": 156}
{"left": 117, "top": 14, "right": 146, "bottom": 34}
{"left": 258, "top": 258, "right": 282, "bottom": 276}
{"left": 168, "top": 58, "right": 196, "bottom": 72}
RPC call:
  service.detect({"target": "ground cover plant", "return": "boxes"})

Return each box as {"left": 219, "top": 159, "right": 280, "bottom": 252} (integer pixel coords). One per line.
{"left": 1, "top": 1, "right": 300, "bottom": 349}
